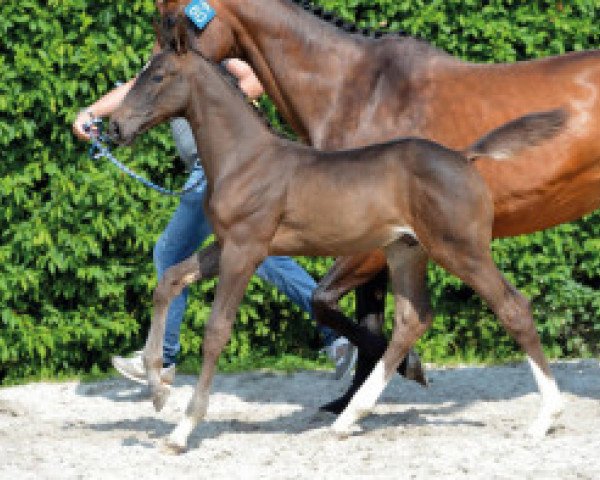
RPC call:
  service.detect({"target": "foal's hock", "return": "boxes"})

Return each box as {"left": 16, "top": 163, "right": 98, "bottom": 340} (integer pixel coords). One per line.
{"left": 109, "top": 48, "right": 567, "bottom": 453}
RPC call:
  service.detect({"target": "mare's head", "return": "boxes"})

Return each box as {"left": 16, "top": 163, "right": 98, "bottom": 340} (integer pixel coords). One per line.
{"left": 109, "top": 48, "right": 193, "bottom": 145}
{"left": 158, "top": 0, "right": 239, "bottom": 61}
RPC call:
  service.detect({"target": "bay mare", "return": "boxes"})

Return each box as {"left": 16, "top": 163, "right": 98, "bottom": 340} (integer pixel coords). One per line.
{"left": 156, "top": 0, "right": 600, "bottom": 412}
{"left": 109, "top": 45, "right": 566, "bottom": 453}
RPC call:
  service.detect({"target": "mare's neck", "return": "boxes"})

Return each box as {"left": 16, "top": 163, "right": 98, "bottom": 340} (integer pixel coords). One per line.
{"left": 216, "top": 0, "right": 364, "bottom": 145}
{"left": 184, "top": 63, "right": 273, "bottom": 185}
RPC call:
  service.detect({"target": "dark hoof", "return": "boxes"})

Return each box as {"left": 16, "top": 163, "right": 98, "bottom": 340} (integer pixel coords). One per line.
{"left": 319, "top": 390, "right": 355, "bottom": 415}
{"left": 320, "top": 352, "right": 373, "bottom": 414}
{"left": 403, "top": 349, "right": 428, "bottom": 387}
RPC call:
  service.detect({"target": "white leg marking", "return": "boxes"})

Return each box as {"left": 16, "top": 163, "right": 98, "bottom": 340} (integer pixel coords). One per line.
{"left": 332, "top": 360, "right": 388, "bottom": 434}
{"left": 526, "top": 356, "right": 563, "bottom": 439}
{"left": 167, "top": 416, "right": 198, "bottom": 452}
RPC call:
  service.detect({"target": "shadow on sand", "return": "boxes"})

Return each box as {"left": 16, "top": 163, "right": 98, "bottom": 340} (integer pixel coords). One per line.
{"left": 75, "top": 359, "right": 600, "bottom": 445}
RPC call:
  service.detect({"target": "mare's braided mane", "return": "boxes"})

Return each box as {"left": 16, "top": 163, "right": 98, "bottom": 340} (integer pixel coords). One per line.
{"left": 289, "top": 0, "right": 407, "bottom": 39}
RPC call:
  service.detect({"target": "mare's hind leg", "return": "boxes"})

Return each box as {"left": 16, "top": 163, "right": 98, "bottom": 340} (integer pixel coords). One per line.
{"left": 332, "top": 242, "right": 432, "bottom": 433}
{"left": 144, "top": 242, "right": 221, "bottom": 411}
{"left": 438, "top": 248, "right": 562, "bottom": 439}
{"left": 166, "top": 241, "right": 262, "bottom": 453}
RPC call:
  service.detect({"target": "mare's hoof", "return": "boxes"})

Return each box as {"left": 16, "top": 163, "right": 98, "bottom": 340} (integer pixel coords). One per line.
{"left": 319, "top": 389, "right": 355, "bottom": 415}
{"left": 526, "top": 396, "right": 564, "bottom": 440}
{"left": 403, "top": 349, "right": 428, "bottom": 387}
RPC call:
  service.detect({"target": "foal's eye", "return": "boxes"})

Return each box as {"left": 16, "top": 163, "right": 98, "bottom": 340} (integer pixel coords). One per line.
{"left": 152, "top": 74, "right": 164, "bottom": 83}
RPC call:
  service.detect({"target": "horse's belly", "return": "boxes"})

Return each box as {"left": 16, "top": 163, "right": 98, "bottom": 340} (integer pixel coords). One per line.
{"left": 490, "top": 161, "right": 600, "bottom": 237}
{"left": 269, "top": 220, "right": 406, "bottom": 257}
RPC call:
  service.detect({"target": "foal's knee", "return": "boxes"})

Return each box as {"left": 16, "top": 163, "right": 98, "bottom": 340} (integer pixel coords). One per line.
{"left": 153, "top": 267, "right": 182, "bottom": 307}
{"left": 411, "top": 306, "right": 433, "bottom": 339}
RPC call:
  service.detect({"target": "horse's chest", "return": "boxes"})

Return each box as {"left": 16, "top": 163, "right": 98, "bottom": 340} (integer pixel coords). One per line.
{"left": 206, "top": 177, "right": 282, "bottom": 230}
{"left": 207, "top": 184, "right": 251, "bottom": 221}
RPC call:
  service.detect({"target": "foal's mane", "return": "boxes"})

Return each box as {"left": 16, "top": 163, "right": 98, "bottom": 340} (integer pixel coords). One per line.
{"left": 288, "top": 0, "right": 407, "bottom": 39}
{"left": 187, "top": 47, "right": 292, "bottom": 140}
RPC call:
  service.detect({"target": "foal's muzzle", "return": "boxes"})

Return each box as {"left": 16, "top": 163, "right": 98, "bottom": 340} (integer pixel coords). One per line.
{"left": 107, "top": 119, "right": 125, "bottom": 144}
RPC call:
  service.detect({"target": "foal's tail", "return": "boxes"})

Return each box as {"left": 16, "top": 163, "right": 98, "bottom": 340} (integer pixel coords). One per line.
{"left": 463, "top": 108, "right": 567, "bottom": 160}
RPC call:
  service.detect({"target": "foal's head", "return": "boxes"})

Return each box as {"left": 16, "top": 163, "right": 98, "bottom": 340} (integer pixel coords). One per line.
{"left": 109, "top": 51, "right": 193, "bottom": 145}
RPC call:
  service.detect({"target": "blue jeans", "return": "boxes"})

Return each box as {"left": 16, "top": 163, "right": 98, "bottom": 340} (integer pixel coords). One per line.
{"left": 154, "top": 164, "right": 336, "bottom": 365}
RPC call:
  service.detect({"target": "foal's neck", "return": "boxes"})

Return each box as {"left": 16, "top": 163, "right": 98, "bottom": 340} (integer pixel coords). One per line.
{"left": 185, "top": 61, "right": 274, "bottom": 185}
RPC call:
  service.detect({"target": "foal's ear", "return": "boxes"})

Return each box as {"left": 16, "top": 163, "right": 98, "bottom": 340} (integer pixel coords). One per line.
{"left": 153, "top": 19, "right": 166, "bottom": 49}
{"left": 172, "top": 15, "right": 190, "bottom": 54}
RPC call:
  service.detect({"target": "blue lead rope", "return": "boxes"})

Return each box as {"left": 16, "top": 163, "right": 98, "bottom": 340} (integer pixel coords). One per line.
{"left": 85, "top": 118, "right": 202, "bottom": 197}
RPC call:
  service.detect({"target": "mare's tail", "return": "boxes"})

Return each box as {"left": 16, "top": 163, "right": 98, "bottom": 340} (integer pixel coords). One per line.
{"left": 463, "top": 109, "right": 567, "bottom": 160}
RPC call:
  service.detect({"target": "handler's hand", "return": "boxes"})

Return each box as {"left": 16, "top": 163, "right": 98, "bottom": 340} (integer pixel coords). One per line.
{"left": 224, "top": 59, "right": 265, "bottom": 100}
{"left": 72, "top": 110, "right": 97, "bottom": 141}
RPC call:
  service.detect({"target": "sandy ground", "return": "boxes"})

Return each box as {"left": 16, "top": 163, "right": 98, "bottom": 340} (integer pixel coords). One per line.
{"left": 0, "top": 359, "right": 599, "bottom": 479}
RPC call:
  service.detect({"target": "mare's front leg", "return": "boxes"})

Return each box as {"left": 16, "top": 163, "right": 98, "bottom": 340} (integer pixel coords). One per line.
{"left": 145, "top": 242, "right": 221, "bottom": 411}
{"left": 165, "top": 240, "right": 263, "bottom": 453}
{"left": 312, "top": 251, "right": 390, "bottom": 355}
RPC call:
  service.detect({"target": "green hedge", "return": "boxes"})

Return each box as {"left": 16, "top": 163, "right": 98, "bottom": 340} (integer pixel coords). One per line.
{"left": 1, "top": 0, "right": 599, "bottom": 383}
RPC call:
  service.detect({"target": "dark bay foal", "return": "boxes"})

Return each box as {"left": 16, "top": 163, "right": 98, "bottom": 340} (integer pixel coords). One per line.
{"left": 109, "top": 48, "right": 566, "bottom": 452}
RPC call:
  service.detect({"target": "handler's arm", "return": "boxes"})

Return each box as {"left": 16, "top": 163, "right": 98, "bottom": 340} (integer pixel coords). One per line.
{"left": 72, "top": 78, "right": 137, "bottom": 141}
{"left": 74, "top": 0, "right": 163, "bottom": 141}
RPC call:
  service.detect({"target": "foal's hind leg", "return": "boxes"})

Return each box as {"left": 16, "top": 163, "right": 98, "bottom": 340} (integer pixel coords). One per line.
{"left": 439, "top": 249, "right": 562, "bottom": 439}
{"left": 144, "top": 242, "right": 221, "bottom": 411}
{"left": 332, "top": 243, "right": 431, "bottom": 433}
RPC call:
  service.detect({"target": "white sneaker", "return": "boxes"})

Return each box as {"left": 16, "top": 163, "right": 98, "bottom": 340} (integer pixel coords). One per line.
{"left": 111, "top": 350, "right": 176, "bottom": 385}
{"left": 322, "top": 337, "right": 357, "bottom": 380}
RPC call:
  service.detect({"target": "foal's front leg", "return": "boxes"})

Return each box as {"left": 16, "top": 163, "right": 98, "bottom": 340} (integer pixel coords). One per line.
{"left": 165, "top": 241, "right": 262, "bottom": 453}
{"left": 145, "top": 242, "right": 221, "bottom": 411}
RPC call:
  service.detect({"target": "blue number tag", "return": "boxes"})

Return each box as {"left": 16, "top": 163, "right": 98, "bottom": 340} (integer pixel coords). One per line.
{"left": 184, "top": 0, "right": 216, "bottom": 31}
